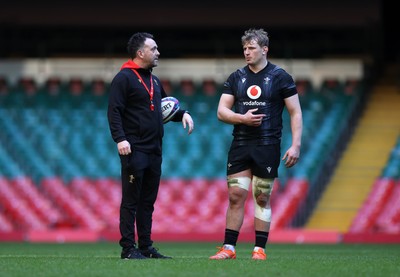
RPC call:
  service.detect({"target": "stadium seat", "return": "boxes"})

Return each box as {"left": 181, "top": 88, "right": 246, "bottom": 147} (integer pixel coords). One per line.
{"left": 69, "top": 177, "right": 119, "bottom": 229}
{"left": 88, "top": 78, "right": 108, "bottom": 109}
{"left": 0, "top": 177, "right": 47, "bottom": 230}
{"left": 91, "top": 78, "right": 107, "bottom": 96}
{"left": 375, "top": 181, "right": 400, "bottom": 233}
{"left": 179, "top": 78, "right": 196, "bottom": 96}
{"left": 271, "top": 179, "right": 308, "bottom": 229}
{"left": 11, "top": 176, "right": 64, "bottom": 227}
{"left": 68, "top": 77, "right": 85, "bottom": 95}
{"left": 320, "top": 78, "right": 343, "bottom": 93}
{"left": 0, "top": 76, "right": 9, "bottom": 94}
{"left": 0, "top": 76, "right": 12, "bottom": 107}
{"left": 0, "top": 142, "right": 23, "bottom": 178}
{"left": 41, "top": 177, "right": 105, "bottom": 230}
{"left": 44, "top": 76, "right": 63, "bottom": 95}
{"left": 160, "top": 78, "right": 174, "bottom": 96}
{"left": 17, "top": 77, "right": 37, "bottom": 95}
{"left": 0, "top": 70, "right": 367, "bottom": 236}
{"left": 295, "top": 78, "right": 313, "bottom": 96}
{"left": 348, "top": 178, "right": 395, "bottom": 233}
{"left": 343, "top": 78, "right": 361, "bottom": 95}
{"left": 201, "top": 78, "right": 218, "bottom": 96}
{"left": 0, "top": 212, "right": 14, "bottom": 232}
{"left": 382, "top": 137, "right": 400, "bottom": 178}
{"left": 93, "top": 178, "right": 121, "bottom": 207}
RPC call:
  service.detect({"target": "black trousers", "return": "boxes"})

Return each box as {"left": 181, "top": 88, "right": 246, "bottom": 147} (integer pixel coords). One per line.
{"left": 118, "top": 150, "right": 162, "bottom": 250}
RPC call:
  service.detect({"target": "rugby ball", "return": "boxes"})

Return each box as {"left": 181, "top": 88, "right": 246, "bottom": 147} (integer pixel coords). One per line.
{"left": 161, "top": 96, "right": 180, "bottom": 123}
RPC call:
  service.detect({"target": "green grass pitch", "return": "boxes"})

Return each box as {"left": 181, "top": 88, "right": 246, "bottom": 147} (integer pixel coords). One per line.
{"left": 1, "top": 242, "right": 399, "bottom": 277}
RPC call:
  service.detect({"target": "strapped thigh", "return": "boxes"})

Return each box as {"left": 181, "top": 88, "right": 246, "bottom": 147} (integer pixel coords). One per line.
{"left": 227, "top": 176, "right": 251, "bottom": 191}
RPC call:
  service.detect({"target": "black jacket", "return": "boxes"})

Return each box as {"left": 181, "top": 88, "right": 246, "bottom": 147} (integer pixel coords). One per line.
{"left": 107, "top": 64, "right": 185, "bottom": 154}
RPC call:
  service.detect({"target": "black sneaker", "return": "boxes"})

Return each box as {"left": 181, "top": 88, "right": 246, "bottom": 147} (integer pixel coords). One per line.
{"left": 140, "top": 246, "right": 172, "bottom": 259}
{"left": 121, "top": 248, "right": 148, "bottom": 259}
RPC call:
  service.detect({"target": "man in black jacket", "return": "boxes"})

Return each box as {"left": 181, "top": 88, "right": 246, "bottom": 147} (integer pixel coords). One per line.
{"left": 107, "top": 32, "right": 194, "bottom": 259}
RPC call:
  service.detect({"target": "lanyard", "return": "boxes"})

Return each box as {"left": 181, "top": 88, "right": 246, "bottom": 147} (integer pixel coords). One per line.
{"left": 131, "top": 69, "right": 154, "bottom": 111}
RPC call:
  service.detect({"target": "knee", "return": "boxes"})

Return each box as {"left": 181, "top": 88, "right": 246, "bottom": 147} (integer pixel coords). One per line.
{"left": 252, "top": 176, "right": 274, "bottom": 222}
{"left": 255, "top": 193, "right": 269, "bottom": 207}
{"left": 229, "top": 188, "right": 247, "bottom": 206}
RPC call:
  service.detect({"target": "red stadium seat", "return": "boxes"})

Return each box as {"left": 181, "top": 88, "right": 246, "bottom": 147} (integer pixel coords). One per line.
{"left": 11, "top": 176, "right": 64, "bottom": 226}
{"left": 375, "top": 180, "right": 400, "bottom": 233}
{"left": 0, "top": 177, "right": 47, "bottom": 230}
{"left": 45, "top": 76, "right": 62, "bottom": 95}
{"left": 160, "top": 78, "right": 173, "bottom": 95}
{"left": 0, "top": 76, "right": 9, "bottom": 94}
{"left": 201, "top": 78, "right": 217, "bottom": 96}
{"left": 91, "top": 78, "right": 106, "bottom": 96}
{"left": 69, "top": 177, "right": 119, "bottom": 230}
{"left": 68, "top": 78, "right": 84, "bottom": 95}
{"left": 93, "top": 178, "right": 121, "bottom": 207}
{"left": 344, "top": 78, "right": 360, "bottom": 95}
{"left": 0, "top": 212, "right": 14, "bottom": 232}
{"left": 41, "top": 177, "right": 105, "bottom": 230}
{"left": 348, "top": 178, "right": 395, "bottom": 233}
{"left": 295, "top": 78, "right": 312, "bottom": 96}
{"left": 271, "top": 179, "right": 308, "bottom": 230}
{"left": 179, "top": 79, "right": 195, "bottom": 96}
{"left": 18, "top": 77, "right": 37, "bottom": 95}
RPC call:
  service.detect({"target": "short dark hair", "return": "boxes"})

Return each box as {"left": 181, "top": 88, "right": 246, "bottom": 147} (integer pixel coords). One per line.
{"left": 127, "top": 32, "right": 154, "bottom": 59}
{"left": 241, "top": 28, "right": 269, "bottom": 47}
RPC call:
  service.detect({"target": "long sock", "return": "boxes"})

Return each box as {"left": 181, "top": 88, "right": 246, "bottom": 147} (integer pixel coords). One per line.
{"left": 255, "top": 231, "right": 269, "bottom": 249}
{"left": 223, "top": 229, "right": 239, "bottom": 246}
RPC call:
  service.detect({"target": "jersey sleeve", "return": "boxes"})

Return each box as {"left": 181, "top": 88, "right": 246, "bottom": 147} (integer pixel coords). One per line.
{"left": 222, "top": 72, "right": 236, "bottom": 95}
{"left": 280, "top": 71, "right": 298, "bottom": 99}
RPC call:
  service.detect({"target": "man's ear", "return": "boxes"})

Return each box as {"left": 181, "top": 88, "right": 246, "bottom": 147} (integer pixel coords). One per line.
{"left": 137, "top": 49, "right": 144, "bottom": 58}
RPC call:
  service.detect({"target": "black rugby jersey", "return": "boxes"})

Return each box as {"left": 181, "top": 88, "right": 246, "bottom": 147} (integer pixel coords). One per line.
{"left": 222, "top": 62, "right": 297, "bottom": 145}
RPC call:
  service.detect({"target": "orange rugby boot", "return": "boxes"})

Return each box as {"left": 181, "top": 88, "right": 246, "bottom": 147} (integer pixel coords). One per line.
{"left": 209, "top": 246, "right": 236, "bottom": 260}
{"left": 251, "top": 248, "right": 267, "bottom": 260}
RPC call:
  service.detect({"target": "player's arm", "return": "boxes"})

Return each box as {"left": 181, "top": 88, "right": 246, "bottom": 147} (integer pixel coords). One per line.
{"left": 282, "top": 94, "right": 303, "bottom": 167}
{"left": 108, "top": 74, "right": 131, "bottom": 155}
{"left": 217, "top": 93, "right": 265, "bottom": 126}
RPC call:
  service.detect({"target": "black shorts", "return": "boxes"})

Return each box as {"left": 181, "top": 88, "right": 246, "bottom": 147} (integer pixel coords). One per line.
{"left": 226, "top": 143, "right": 281, "bottom": 178}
